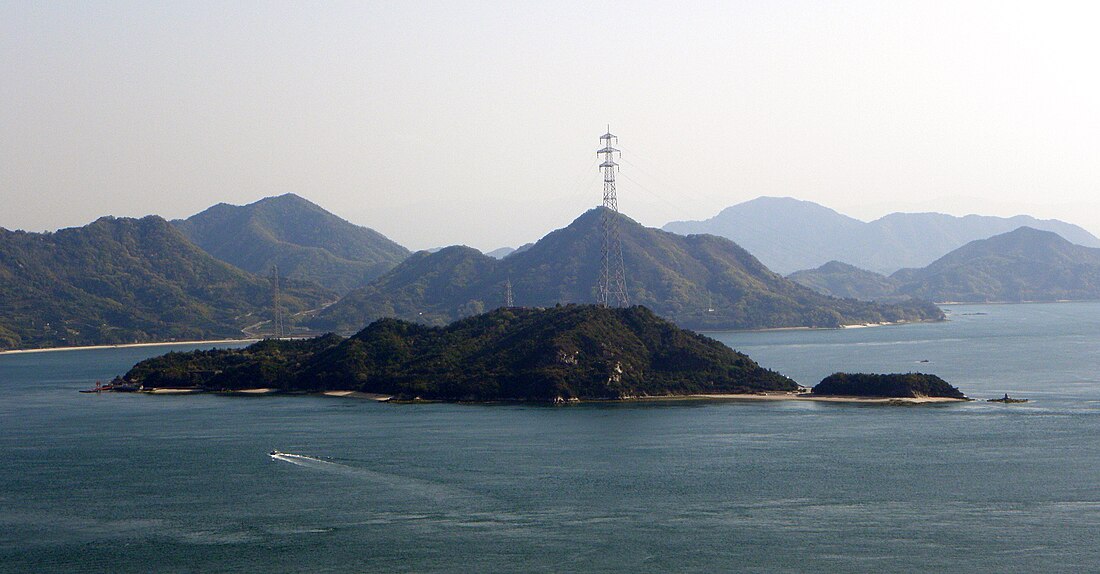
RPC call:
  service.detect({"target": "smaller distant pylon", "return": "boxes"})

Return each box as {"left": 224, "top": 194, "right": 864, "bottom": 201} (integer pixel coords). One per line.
{"left": 503, "top": 279, "right": 514, "bottom": 308}
{"left": 270, "top": 265, "right": 284, "bottom": 339}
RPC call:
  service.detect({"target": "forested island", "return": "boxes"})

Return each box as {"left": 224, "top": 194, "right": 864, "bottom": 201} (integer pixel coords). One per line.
{"left": 812, "top": 372, "right": 968, "bottom": 399}
{"left": 119, "top": 305, "right": 798, "bottom": 402}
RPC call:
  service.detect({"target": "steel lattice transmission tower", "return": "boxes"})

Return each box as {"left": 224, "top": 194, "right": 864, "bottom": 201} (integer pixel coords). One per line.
{"left": 596, "top": 128, "right": 629, "bottom": 307}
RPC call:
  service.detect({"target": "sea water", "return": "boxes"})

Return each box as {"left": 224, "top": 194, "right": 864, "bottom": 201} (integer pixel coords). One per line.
{"left": 2, "top": 303, "right": 1099, "bottom": 573}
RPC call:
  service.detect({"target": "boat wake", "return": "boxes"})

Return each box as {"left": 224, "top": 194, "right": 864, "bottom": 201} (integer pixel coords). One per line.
{"left": 269, "top": 451, "right": 337, "bottom": 468}
{"left": 268, "top": 450, "right": 484, "bottom": 504}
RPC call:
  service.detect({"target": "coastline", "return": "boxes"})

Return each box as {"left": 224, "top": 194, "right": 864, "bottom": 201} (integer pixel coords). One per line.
{"left": 6, "top": 316, "right": 954, "bottom": 354}
{"left": 0, "top": 338, "right": 258, "bottom": 356}
{"left": 698, "top": 317, "right": 943, "bottom": 334}
{"left": 688, "top": 393, "right": 967, "bottom": 404}
{"left": 128, "top": 388, "right": 395, "bottom": 401}
{"left": 119, "top": 388, "right": 964, "bottom": 405}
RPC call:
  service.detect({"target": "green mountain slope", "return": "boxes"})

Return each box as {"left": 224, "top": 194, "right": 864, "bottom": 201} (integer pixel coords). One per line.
{"left": 0, "top": 216, "right": 332, "bottom": 350}
{"left": 121, "top": 305, "right": 797, "bottom": 400}
{"left": 788, "top": 227, "right": 1100, "bottom": 303}
{"left": 310, "top": 208, "right": 943, "bottom": 333}
{"left": 788, "top": 261, "right": 905, "bottom": 302}
{"left": 174, "top": 194, "right": 409, "bottom": 293}
{"left": 891, "top": 227, "right": 1100, "bottom": 303}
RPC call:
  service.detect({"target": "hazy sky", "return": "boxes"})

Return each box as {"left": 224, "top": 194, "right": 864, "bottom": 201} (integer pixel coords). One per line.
{"left": 3, "top": 1, "right": 1099, "bottom": 250}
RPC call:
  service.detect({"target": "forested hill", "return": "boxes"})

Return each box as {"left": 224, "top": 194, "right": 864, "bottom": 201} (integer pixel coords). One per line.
{"left": 813, "top": 373, "right": 966, "bottom": 399}
{"left": 892, "top": 227, "right": 1100, "bottom": 303}
{"left": 309, "top": 208, "right": 943, "bottom": 333}
{"left": 787, "top": 261, "right": 905, "bottom": 302}
{"left": 174, "top": 193, "right": 409, "bottom": 293}
{"left": 0, "top": 216, "right": 332, "bottom": 350}
{"left": 121, "top": 305, "right": 798, "bottom": 401}
{"left": 790, "top": 227, "right": 1100, "bottom": 303}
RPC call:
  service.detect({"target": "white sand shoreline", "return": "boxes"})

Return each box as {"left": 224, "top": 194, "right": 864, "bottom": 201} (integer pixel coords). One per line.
{"left": 322, "top": 390, "right": 393, "bottom": 401}
{"left": 697, "top": 318, "right": 941, "bottom": 334}
{"left": 0, "top": 339, "right": 258, "bottom": 356}
{"left": 102, "top": 387, "right": 964, "bottom": 404}
{"left": 689, "top": 393, "right": 967, "bottom": 404}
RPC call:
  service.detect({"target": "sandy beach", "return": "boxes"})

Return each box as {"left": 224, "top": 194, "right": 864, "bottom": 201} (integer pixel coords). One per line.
{"left": 0, "top": 339, "right": 257, "bottom": 356}
{"left": 322, "top": 390, "right": 393, "bottom": 401}
{"left": 690, "top": 393, "right": 967, "bottom": 404}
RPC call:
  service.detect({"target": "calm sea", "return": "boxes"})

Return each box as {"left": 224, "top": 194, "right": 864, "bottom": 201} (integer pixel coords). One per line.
{"left": 2, "top": 303, "right": 1099, "bottom": 573}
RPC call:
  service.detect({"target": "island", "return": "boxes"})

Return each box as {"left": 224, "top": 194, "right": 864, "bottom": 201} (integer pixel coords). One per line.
{"left": 117, "top": 305, "right": 799, "bottom": 402}
{"left": 811, "top": 372, "right": 968, "bottom": 402}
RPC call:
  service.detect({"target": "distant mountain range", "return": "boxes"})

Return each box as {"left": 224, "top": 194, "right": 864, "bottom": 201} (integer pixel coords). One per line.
{"left": 174, "top": 194, "right": 408, "bottom": 293}
{"left": 0, "top": 216, "right": 333, "bottom": 350}
{"left": 308, "top": 208, "right": 942, "bottom": 333}
{"left": 13, "top": 191, "right": 1089, "bottom": 352}
{"left": 484, "top": 243, "right": 534, "bottom": 259}
{"left": 664, "top": 197, "right": 1100, "bottom": 274}
{"left": 789, "top": 227, "right": 1100, "bottom": 303}
{"left": 484, "top": 247, "right": 516, "bottom": 259}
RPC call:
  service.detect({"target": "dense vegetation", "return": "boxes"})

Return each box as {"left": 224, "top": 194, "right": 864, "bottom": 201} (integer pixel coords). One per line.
{"left": 663, "top": 196, "right": 1100, "bottom": 274}
{"left": 0, "top": 216, "right": 333, "bottom": 350}
{"left": 812, "top": 373, "right": 966, "bottom": 399}
{"left": 310, "top": 208, "right": 943, "bottom": 333}
{"left": 174, "top": 193, "right": 409, "bottom": 293}
{"left": 788, "top": 261, "right": 905, "bottom": 302}
{"left": 122, "top": 305, "right": 798, "bottom": 401}
{"left": 790, "top": 227, "right": 1100, "bottom": 303}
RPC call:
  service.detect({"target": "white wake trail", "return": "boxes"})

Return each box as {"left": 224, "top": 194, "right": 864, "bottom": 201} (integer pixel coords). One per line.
{"left": 269, "top": 451, "right": 484, "bottom": 504}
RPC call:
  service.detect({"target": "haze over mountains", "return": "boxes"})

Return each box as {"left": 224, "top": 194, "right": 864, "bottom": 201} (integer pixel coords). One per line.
{"left": 664, "top": 197, "right": 1100, "bottom": 275}
{"left": 174, "top": 194, "right": 409, "bottom": 293}
{"left": 309, "top": 208, "right": 942, "bottom": 334}
{"left": 790, "top": 227, "right": 1100, "bottom": 303}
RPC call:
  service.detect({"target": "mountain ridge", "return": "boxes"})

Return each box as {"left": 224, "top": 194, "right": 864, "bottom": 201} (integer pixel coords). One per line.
{"left": 789, "top": 226, "right": 1100, "bottom": 303}
{"left": 173, "top": 193, "right": 409, "bottom": 293}
{"left": 310, "top": 207, "right": 943, "bottom": 333}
